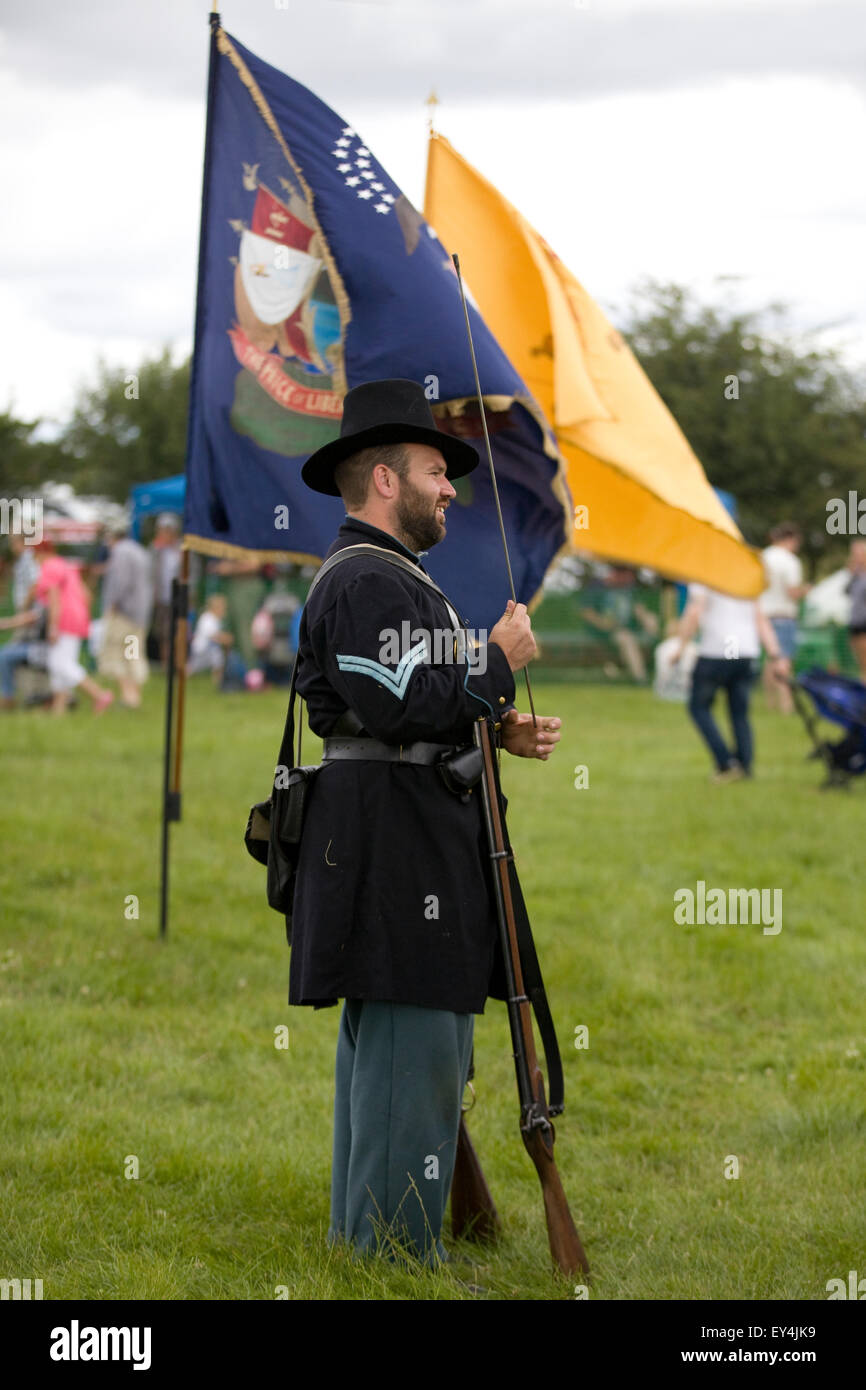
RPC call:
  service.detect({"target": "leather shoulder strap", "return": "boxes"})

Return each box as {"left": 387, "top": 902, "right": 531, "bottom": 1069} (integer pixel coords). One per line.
{"left": 276, "top": 540, "right": 462, "bottom": 771}
{"left": 311, "top": 541, "right": 463, "bottom": 631}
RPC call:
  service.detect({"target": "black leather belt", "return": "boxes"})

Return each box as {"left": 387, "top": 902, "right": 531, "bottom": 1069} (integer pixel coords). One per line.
{"left": 322, "top": 736, "right": 457, "bottom": 765}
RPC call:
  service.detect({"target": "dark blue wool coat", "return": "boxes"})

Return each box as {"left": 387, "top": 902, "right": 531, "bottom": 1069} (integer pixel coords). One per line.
{"left": 290, "top": 516, "right": 516, "bottom": 1013}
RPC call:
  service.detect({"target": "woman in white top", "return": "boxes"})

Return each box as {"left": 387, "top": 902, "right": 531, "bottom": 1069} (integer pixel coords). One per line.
{"left": 673, "top": 585, "right": 789, "bottom": 782}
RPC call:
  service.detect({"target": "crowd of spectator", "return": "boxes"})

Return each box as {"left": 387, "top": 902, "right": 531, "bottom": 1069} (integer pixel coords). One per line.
{"left": 2, "top": 512, "right": 863, "bottom": 737}
{"left": 0, "top": 512, "right": 306, "bottom": 713}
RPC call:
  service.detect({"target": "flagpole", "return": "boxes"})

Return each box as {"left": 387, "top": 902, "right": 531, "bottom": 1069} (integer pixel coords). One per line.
{"left": 159, "top": 570, "right": 182, "bottom": 939}
{"left": 451, "top": 252, "right": 537, "bottom": 725}
{"left": 171, "top": 548, "right": 190, "bottom": 799}
{"left": 159, "top": 8, "right": 221, "bottom": 938}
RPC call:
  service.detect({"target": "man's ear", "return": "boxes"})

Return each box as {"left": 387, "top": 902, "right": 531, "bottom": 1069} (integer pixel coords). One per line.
{"left": 371, "top": 463, "right": 398, "bottom": 500}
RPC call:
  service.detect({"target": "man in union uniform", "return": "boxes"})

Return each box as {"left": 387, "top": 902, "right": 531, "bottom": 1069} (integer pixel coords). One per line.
{"left": 292, "top": 378, "right": 562, "bottom": 1263}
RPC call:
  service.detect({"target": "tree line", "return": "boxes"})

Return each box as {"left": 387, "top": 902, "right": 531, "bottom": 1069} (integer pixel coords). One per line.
{"left": 2, "top": 282, "right": 864, "bottom": 572}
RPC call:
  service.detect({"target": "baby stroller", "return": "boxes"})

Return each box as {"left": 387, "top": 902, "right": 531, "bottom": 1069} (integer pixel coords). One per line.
{"left": 790, "top": 668, "right": 866, "bottom": 789}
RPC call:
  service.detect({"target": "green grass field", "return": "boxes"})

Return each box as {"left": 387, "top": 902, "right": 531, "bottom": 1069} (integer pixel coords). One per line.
{"left": 1, "top": 678, "right": 863, "bottom": 1301}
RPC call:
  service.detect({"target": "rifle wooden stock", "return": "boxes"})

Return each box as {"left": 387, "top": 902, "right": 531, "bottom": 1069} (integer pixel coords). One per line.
{"left": 524, "top": 1110, "right": 589, "bottom": 1276}
{"left": 451, "top": 1113, "right": 501, "bottom": 1242}
{"left": 475, "top": 716, "right": 590, "bottom": 1277}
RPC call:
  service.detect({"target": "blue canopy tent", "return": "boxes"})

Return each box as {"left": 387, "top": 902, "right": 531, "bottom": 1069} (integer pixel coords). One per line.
{"left": 129, "top": 475, "right": 186, "bottom": 539}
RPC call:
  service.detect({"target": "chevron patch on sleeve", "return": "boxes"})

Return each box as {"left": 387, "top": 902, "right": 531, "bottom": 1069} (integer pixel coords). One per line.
{"left": 336, "top": 638, "right": 428, "bottom": 701}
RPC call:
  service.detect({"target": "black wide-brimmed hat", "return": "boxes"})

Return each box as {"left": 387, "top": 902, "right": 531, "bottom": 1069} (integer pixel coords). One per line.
{"left": 301, "top": 378, "right": 479, "bottom": 496}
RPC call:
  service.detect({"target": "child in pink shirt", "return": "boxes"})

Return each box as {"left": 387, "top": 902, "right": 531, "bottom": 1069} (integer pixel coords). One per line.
{"left": 35, "top": 555, "right": 91, "bottom": 637}
{"left": 33, "top": 544, "right": 114, "bottom": 716}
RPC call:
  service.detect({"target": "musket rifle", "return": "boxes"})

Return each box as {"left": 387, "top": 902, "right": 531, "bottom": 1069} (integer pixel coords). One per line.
{"left": 474, "top": 712, "right": 588, "bottom": 1275}
{"left": 450, "top": 253, "right": 590, "bottom": 1277}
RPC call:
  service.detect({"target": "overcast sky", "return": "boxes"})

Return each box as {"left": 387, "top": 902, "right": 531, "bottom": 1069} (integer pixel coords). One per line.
{"left": 1, "top": 0, "right": 864, "bottom": 427}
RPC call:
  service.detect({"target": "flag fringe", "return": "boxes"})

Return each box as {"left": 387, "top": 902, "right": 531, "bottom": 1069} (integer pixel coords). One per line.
{"left": 436, "top": 390, "right": 575, "bottom": 574}
{"left": 183, "top": 532, "right": 324, "bottom": 567}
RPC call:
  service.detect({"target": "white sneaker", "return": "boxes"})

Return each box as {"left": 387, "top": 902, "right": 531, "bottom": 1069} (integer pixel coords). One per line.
{"left": 711, "top": 762, "right": 745, "bottom": 785}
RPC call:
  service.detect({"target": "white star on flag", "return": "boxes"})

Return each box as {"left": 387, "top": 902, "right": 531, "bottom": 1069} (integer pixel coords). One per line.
{"left": 382, "top": 194, "right": 395, "bottom": 204}
{"left": 355, "top": 158, "right": 371, "bottom": 168}
{"left": 357, "top": 189, "right": 373, "bottom": 199}
{"left": 361, "top": 171, "right": 375, "bottom": 180}
{"left": 341, "top": 127, "right": 356, "bottom": 137}
{"left": 356, "top": 146, "right": 370, "bottom": 156}
{"left": 345, "top": 176, "right": 361, "bottom": 187}
{"left": 374, "top": 203, "right": 390, "bottom": 214}
{"left": 337, "top": 163, "right": 352, "bottom": 173}
{"left": 370, "top": 182, "right": 385, "bottom": 191}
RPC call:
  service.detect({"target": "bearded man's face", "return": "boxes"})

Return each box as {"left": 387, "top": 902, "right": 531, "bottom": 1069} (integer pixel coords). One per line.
{"left": 393, "top": 444, "right": 456, "bottom": 552}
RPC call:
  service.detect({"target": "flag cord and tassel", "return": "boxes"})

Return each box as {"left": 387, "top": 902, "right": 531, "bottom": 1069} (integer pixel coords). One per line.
{"left": 451, "top": 252, "right": 537, "bottom": 727}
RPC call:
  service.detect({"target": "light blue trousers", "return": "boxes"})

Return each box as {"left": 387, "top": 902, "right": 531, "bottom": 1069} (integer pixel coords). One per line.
{"left": 328, "top": 999, "right": 474, "bottom": 1265}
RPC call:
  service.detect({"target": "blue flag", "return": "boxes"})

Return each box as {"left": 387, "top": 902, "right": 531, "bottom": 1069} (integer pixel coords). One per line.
{"left": 184, "top": 22, "right": 571, "bottom": 628}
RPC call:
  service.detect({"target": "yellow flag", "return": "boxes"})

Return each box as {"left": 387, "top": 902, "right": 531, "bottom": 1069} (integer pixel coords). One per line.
{"left": 424, "top": 132, "right": 764, "bottom": 597}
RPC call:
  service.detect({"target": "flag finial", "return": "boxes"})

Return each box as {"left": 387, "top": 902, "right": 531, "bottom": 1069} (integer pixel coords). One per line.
{"left": 425, "top": 89, "right": 439, "bottom": 132}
